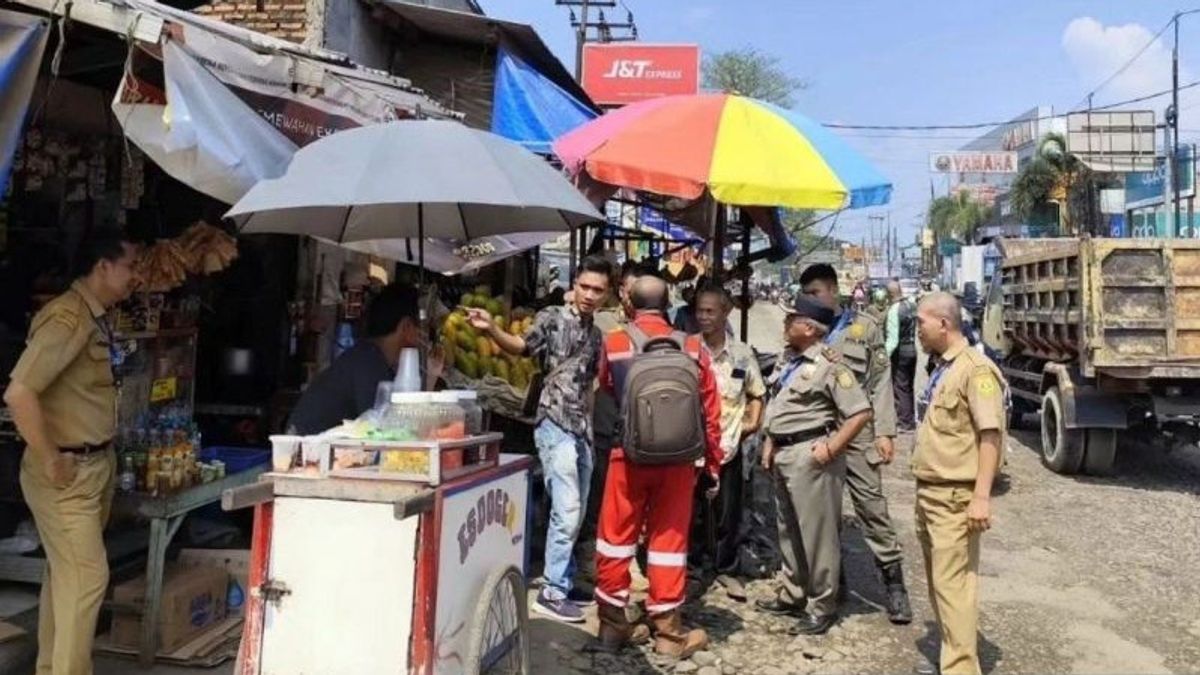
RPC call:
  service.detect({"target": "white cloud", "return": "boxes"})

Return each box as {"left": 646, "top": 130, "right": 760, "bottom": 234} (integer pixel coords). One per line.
{"left": 1062, "top": 17, "right": 1179, "bottom": 102}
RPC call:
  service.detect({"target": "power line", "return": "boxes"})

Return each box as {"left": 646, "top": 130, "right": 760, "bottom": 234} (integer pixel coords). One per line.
{"left": 1070, "top": 15, "right": 1176, "bottom": 111}
{"left": 823, "top": 78, "right": 1200, "bottom": 131}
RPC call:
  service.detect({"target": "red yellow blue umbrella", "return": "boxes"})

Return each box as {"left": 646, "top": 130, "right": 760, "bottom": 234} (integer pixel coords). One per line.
{"left": 553, "top": 93, "right": 892, "bottom": 210}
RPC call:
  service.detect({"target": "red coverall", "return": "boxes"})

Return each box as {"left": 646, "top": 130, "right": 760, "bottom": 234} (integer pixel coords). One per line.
{"left": 594, "top": 313, "right": 723, "bottom": 615}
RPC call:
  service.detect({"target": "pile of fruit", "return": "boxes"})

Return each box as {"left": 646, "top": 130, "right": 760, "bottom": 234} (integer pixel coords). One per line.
{"left": 440, "top": 286, "right": 540, "bottom": 390}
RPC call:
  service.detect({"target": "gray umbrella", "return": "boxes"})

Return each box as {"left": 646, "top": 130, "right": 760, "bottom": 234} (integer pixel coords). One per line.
{"left": 225, "top": 120, "right": 602, "bottom": 270}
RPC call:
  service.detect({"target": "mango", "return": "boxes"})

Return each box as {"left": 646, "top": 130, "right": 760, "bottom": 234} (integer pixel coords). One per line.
{"left": 479, "top": 354, "right": 494, "bottom": 377}
{"left": 474, "top": 285, "right": 491, "bottom": 297}
{"left": 485, "top": 298, "right": 503, "bottom": 316}
{"left": 495, "top": 359, "right": 510, "bottom": 382}
{"left": 455, "top": 331, "right": 475, "bottom": 351}
{"left": 476, "top": 337, "right": 492, "bottom": 358}
{"left": 456, "top": 352, "right": 479, "bottom": 379}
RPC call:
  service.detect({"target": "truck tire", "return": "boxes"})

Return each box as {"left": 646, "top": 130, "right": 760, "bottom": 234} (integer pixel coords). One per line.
{"left": 1083, "top": 429, "right": 1118, "bottom": 476}
{"left": 1040, "top": 387, "right": 1084, "bottom": 474}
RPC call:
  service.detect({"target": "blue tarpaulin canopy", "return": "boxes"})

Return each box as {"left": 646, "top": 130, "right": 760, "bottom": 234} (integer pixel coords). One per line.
{"left": 491, "top": 45, "right": 597, "bottom": 155}
{"left": 0, "top": 10, "right": 48, "bottom": 197}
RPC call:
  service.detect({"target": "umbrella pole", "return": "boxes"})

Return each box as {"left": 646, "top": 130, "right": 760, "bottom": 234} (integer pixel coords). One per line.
{"left": 741, "top": 212, "right": 751, "bottom": 342}
{"left": 712, "top": 201, "right": 725, "bottom": 280}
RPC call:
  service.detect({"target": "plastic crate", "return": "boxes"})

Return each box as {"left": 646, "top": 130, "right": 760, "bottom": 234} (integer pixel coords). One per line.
{"left": 199, "top": 446, "right": 270, "bottom": 475}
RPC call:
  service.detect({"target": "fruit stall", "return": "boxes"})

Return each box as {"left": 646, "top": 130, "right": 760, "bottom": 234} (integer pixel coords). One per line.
{"left": 437, "top": 285, "right": 542, "bottom": 424}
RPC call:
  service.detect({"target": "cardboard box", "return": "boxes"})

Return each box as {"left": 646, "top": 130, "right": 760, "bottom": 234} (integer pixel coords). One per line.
{"left": 178, "top": 548, "right": 250, "bottom": 616}
{"left": 111, "top": 564, "right": 228, "bottom": 652}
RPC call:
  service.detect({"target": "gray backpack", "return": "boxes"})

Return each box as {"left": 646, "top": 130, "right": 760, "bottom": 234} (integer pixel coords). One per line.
{"left": 618, "top": 325, "right": 706, "bottom": 465}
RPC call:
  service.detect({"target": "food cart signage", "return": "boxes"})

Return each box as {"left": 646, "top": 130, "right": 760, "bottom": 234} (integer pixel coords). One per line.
{"left": 437, "top": 470, "right": 527, "bottom": 674}
{"left": 456, "top": 486, "right": 521, "bottom": 563}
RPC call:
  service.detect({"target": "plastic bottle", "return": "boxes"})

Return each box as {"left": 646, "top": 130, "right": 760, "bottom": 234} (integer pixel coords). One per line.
{"left": 450, "top": 390, "right": 484, "bottom": 436}
{"left": 333, "top": 322, "right": 355, "bottom": 359}
{"left": 119, "top": 455, "right": 136, "bottom": 493}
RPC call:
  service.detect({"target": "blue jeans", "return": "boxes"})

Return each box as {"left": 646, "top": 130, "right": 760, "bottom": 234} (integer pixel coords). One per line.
{"left": 535, "top": 418, "right": 593, "bottom": 600}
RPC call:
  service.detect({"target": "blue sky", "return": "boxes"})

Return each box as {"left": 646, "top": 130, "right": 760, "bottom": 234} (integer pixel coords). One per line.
{"left": 481, "top": 1, "right": 1200, "bottom": 246}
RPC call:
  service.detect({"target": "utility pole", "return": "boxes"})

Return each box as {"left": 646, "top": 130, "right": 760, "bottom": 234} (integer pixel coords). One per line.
{"left": 556, "top": 0, "right": 635, "bottom": 276}
{"left": 555, "top": 0, "right": 636, "bottom": 80}
{"left": 1174, "top": 11, "right": 1182, "bottom": 238}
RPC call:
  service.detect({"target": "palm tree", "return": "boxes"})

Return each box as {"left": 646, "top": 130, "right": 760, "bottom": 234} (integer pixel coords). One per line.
{"left": 1009, "top": 132, "right": 1098, "bottom": 235}
{"left": 927, "top": 191, "right": 993, "bottom": 243}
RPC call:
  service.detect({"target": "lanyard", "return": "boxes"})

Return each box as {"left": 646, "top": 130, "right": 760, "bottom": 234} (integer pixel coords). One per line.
{"left": 773, "top": 356, "right": 805, "bottom": 396}
{"left": 917, "top": 359, "right": 951, "bottom": 422}
{"left": 73, "top": 290, "right": 123, "bottom": 382}
{"left": 824, "top": 310, "right": 853, "bottom": 345}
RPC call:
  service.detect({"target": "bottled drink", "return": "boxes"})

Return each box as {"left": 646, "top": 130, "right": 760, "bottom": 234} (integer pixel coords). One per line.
{"left": 119, "top": 455, "right": 136, "bottom": 493}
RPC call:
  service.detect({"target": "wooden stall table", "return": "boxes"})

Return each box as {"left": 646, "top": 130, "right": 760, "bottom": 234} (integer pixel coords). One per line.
{"left": 110, "top": 465, "right": 266, "bottom": 666}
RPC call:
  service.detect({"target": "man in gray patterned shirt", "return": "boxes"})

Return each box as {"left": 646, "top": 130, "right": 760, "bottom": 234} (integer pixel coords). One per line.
{"left": 468, "top": 255, "right": 613, "bottom": 622}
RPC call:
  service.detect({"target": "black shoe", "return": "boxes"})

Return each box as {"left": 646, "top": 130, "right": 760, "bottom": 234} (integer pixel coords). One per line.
{"left": 838, "top": 569, "right": 849, "bottom": 600}
{"left": 880, "top": 562, "right": 914, "bottom": 625}
{"left": 913, "top": 659, "right": 938, "bottom": 675}
{"left": 755, "top": 596, "right": 806, "bottom": 617}
{"left": 787, "top": 613, "right": 837, "bottom": 636}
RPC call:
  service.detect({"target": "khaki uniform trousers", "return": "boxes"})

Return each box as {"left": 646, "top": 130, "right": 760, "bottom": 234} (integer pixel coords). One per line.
{"left": 773, "top": 441, "right": 844, "bottom": 618}
{"left": 844, "top": 422, "right": 903, "bottom": 566}
{"left": 20, "top": 450, "right": 116, "bottom": 675}
{"left": 915, "top": 482, "right": 981, "bottom": 675}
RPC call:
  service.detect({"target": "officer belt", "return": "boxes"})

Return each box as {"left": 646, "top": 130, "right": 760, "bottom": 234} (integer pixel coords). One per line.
{"left": 60, "top": 441, "right": 112, "bottom": 456}
{"left": 769, "top": 427, "right": 830, "bottom": 447}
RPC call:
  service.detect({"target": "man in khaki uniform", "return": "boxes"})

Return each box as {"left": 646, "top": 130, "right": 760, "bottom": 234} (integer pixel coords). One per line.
{"left": 4, "top": 232, "right": 136, "bottom": 675}
{"left": 912, "top": 292, "right": 1005, "bottom": 675}
{"left": 757, "top": 296, "right": 872, "bottom": 636}
{"left": 799, "top": 264, "right": 911, "bottom": 623}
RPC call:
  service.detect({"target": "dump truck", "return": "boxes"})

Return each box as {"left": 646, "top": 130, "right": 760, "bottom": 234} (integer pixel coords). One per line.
{"left": 981, "top": 237, "right": 1200, "bottom": 475}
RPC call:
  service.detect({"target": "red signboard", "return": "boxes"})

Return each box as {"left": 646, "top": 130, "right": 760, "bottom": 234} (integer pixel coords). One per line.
{"left": 581, "top": 44, "right": 700, "bottom": 106}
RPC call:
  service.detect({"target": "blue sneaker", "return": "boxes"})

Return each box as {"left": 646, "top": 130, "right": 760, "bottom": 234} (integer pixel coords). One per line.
{"left": 532, "top": 589, "right": 586, "bottom": 623}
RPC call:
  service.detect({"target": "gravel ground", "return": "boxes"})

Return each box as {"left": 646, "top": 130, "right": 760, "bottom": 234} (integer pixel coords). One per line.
{"left": 529, "top": 302, "right": 1200, "bottom": 675}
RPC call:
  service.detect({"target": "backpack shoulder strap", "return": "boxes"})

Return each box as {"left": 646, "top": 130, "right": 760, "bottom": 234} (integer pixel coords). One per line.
{"left": 625, "top": 323, "right": 650, "bottom": 354}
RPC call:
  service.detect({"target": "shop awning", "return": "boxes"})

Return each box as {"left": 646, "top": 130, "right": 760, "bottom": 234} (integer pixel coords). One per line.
{"left": 491, "top": 45, "right": 597, "bottom": 155}
{"left": 0, "top": 9, "right": 49, "bottom": 197}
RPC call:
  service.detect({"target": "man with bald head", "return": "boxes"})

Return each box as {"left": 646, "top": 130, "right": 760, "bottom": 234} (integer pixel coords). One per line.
{"left": 592, "top": 275, "right": 723, "bottom": 658}
{"left": 912, "top": 292, "right": 1006, "bottom": 675}
{"left": 885, "top": 279, "right": 919, "bottom": 432}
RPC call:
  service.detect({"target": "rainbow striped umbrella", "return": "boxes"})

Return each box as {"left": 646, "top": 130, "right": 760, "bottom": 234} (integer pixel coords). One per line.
{"left": 553, "top": 93, "right": 891, "bottom": 210}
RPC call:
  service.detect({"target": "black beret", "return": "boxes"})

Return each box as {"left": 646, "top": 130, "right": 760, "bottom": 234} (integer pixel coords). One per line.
{"left": 798, "top": 263, "right": 838, "bottom": 286}
{"left": 785, "top": 295, "right": 836, "bottom": 329}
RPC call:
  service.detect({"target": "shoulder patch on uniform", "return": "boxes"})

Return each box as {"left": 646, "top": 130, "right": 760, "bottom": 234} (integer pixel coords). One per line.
{"left": 849, "top": 322, "right": 866, "bottom": 339}
{"left": 973, "top": 374, "right": 998, "bottom": 396}
{"left": 836, "top": 368, "right": 855, "bottom": 389}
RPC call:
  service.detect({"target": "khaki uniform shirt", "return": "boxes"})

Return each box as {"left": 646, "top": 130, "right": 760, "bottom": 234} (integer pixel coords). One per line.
{"left": 9, "top": 281, "right": 116, "bottom": 447}
{"left": 766, "top": 343, "right": 872, "bottom": 438}
{"left": 827, "top": 308, "right": 897, "bottom": 439}
{"left": 912, "top": 340, "right": 1006, "bottom": 484}
{"left": 707, "top": 337, "right": 766, "bottom": 459}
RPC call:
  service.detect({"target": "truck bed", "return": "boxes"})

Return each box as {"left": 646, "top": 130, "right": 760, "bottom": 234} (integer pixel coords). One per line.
{"left": 998, "top": 237, "right": 1200, "bottom": 378}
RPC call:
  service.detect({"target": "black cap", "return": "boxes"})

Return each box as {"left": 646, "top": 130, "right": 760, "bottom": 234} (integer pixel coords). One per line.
{"left": 798, "top": 263, "right": 838, "bottom": 286}
{"left": 786, "top": 295, "right": 836, "bottom": 329}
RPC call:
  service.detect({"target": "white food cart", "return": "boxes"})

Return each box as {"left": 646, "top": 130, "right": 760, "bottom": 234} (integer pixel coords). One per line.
{"left": 222, "top": 433, "right": 533, "bottom": 675}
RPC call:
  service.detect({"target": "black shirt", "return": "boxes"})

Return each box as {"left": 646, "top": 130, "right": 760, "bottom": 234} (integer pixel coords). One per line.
{"left": 287, "top": 341, "right": 393, "bottom": 435}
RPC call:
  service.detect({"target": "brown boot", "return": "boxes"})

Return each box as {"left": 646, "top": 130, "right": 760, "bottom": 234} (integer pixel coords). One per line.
{"left": 591, "top": 603, "right": 650, "bottom": 653}
{"left": 650, "top": 609, "right": 708, "bottom": 659}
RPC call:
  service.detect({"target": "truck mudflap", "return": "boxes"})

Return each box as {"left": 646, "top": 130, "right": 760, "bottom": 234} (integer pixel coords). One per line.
{"left": 1042, "top": 363, "right": 1129, "bottom": 430}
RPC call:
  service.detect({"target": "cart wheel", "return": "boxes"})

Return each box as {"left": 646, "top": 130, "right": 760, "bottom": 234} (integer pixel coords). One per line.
{"left": 463, "top": 565, "right": 529, "bottom": 675}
